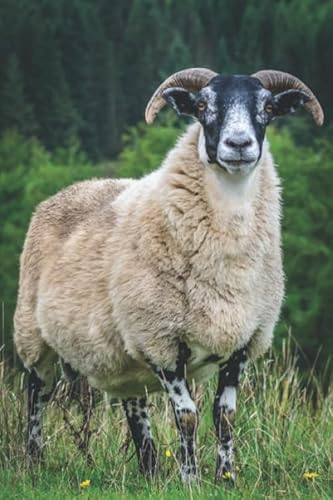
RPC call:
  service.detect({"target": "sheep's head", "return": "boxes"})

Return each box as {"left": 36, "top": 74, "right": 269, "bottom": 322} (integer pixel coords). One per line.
{"left": 145, "top": 68, "right": 324, "bottom": 175}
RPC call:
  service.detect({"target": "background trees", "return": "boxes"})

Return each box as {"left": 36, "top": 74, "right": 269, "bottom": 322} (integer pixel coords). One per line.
{"left": 0, "top": 0, "right": 332, "bottom": 158}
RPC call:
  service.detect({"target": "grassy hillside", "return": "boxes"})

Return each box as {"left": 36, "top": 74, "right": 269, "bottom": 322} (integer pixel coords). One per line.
{"left": 0, "top": 341, "right": 332, "bottom": 499}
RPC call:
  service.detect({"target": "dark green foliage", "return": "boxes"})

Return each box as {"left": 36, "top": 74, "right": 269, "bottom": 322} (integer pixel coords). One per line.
{"left": 270, "top": 130, "right": 333, "bottom": 374}
{"left": 0, "top": 55, "right": 37, "bottom": 136}
{"left": 115, "top": 112, "right": 182, "bottom": 178}
{"left": 0, "top": 0, "right": 332, "bottom": 158}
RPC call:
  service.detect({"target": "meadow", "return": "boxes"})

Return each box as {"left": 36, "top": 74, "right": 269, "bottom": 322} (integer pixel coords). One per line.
{"left": 0, "top": 340, "right": 332, "bottom": 499}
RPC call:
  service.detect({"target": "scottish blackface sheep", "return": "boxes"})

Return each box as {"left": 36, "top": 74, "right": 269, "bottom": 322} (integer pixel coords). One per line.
{"left": 14, "top": 68, "right": 323, "bottom": 483}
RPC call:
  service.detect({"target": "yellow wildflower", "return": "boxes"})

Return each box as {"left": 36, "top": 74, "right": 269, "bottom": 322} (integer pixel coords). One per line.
{"left": 165, "top": 448, "right": 172, "bottom": 458}
{"left": 303, "top": 471, "right": 319, "bottom": 480}
{"left": 223, "top": 471, "right": 232, "bottom": 480}
{"left": 80, "top": 479, "right": 91, "bottom": 488}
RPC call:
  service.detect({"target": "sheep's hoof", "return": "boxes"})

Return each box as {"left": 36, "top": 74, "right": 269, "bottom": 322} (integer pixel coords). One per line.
{"left": 215, "top": 466, "right": 235, "bottom": 487}
{"left": 139, "top": 444, "right": 159, "bottom": 478}
{"left": 180, "top": 464, "right": 199, "bottom": 483}
{"left": 26, "top": 442, "right": 44, "bottom": 467}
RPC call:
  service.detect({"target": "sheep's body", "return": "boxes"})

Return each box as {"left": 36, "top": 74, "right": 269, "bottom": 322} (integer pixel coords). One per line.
{"left": 14, "top": 123, "right": 284, "bottom": 398}
{"left": 15, "top": 66, "right": 323, "bottom": 481}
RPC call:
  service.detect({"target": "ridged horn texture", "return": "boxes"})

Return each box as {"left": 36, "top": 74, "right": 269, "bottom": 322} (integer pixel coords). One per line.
{"left": 145, "top": 68, "right": 218, "bottom": 124}
{"left": 252, "top": 69, "right": 324, "bottom": 126}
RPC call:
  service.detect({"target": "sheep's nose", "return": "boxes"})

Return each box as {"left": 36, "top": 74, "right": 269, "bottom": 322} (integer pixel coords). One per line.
{"left": 224, "top": 133, "right": 253, "bottom": 149}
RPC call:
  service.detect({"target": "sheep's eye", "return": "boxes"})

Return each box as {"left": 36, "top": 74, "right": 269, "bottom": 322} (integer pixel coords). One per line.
{"left": 197, "top": 100, "right": 207, "bottom": 112}
{"left": 265, "top": 103, "right": 273, "bottom": 113}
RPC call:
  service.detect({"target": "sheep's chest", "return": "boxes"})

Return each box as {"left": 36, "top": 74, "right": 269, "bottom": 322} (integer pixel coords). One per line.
{"left": 182, "top": 238, "right": 264, "bottom": 357}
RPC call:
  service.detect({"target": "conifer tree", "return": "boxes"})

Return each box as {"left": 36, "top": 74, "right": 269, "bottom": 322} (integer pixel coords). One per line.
{"left": 0, "top": 54, "right": 37, "bottom": 136}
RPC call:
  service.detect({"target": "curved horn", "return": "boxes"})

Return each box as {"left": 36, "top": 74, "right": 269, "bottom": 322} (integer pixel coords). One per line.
{"left": 145, "top": 68, "right": 218, "bottom": 124}
{"left": 252, "top": 69, "right": 324, "bottom": 126}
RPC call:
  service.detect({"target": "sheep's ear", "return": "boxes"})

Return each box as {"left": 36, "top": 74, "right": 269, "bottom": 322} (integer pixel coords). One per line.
{"left": 162, "top": 87, "right": 196, "bottom": 116}
{"left": 273, "top": 89, "right": 310, "bottom": 117}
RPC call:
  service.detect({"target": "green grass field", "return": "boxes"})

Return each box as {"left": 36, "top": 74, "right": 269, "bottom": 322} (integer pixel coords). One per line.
{"left": 0, "top": 342, "right": 332, "bottom": 499}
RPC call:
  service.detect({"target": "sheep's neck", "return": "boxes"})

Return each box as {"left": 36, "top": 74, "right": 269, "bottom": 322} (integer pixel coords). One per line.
{"left": 203, "top": 162, "right": 259, "bottom": 221}
{"left": 162, "top": 123, "right": 265, "bottom": 257}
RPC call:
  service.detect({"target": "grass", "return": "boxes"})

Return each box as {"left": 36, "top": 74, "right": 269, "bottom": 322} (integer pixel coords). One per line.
{"left": 0, "top": 341, "right": 332, "bottom": 499}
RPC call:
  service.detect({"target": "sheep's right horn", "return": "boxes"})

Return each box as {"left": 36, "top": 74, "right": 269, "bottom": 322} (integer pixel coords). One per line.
{"left": 253, "top": 69, "right": 324, "bottom": 126}
{"left": 145, "top": 68, "right": 218, "bottom": 124}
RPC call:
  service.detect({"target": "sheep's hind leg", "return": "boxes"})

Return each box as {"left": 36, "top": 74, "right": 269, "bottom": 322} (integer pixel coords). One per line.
{"left": 213, "top": 348, "right": 247, "bottom": 485}
{"left": 27, "top": 366, "right": 55, "bottom": 465}
{"left": 122, "top": 397, "right": 158, "bottom": 476}
{"left": 151, "top": 343, "right": 198, "bottom": 482}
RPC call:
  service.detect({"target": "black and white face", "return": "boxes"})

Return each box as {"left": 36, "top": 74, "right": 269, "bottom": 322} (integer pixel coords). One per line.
{"left": 163, "top": 75, "right": 309, "bottom": 175}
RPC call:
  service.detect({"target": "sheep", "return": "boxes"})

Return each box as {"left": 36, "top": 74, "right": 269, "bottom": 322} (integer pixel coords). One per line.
{"left": 14, "top": 68, "right": 323, "bottom": 483}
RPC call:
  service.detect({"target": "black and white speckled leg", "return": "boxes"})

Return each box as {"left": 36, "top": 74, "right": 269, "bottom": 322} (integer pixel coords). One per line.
{"left": 123, "top": 397, "right": 158, "bottom": 476}
{"left": 213, "top": 348, "right": 247, "bottom": 484}
{"left": 27, "top": 368, "right": 54, "bottom": 464}
{"left": 152, "top": 343, "right": 198, "bottom": 482}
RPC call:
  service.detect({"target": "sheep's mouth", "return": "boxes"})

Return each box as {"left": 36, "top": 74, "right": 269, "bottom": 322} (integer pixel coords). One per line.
{"left": 218, "top": 158, "right": 256, "bottom": 169}
{"left": 208, "top": 158, "right": 254, "bottom": 168}
{"left": 222, "top": 159, "right": 252, "bottom": 166}
{"left": 216, "top": 158, "right": 257, "bottom": 174}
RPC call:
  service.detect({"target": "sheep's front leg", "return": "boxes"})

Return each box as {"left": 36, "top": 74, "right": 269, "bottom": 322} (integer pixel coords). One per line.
{"left": 122, "top": 397, "right": 158, "bottom": 476}
{"left": 152, "top": 343, "right": 198, "bottom": 482}
{"left": 213, "top": 348, "right": 247, "bottom": 484}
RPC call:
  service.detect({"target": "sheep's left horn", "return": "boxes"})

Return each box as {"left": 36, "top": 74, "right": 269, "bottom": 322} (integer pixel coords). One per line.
{"left": 145, "top": 68, "right": 217, "bottom": 124}
{"left": 252, "top": 69, "right": 324, "bottom": 126}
